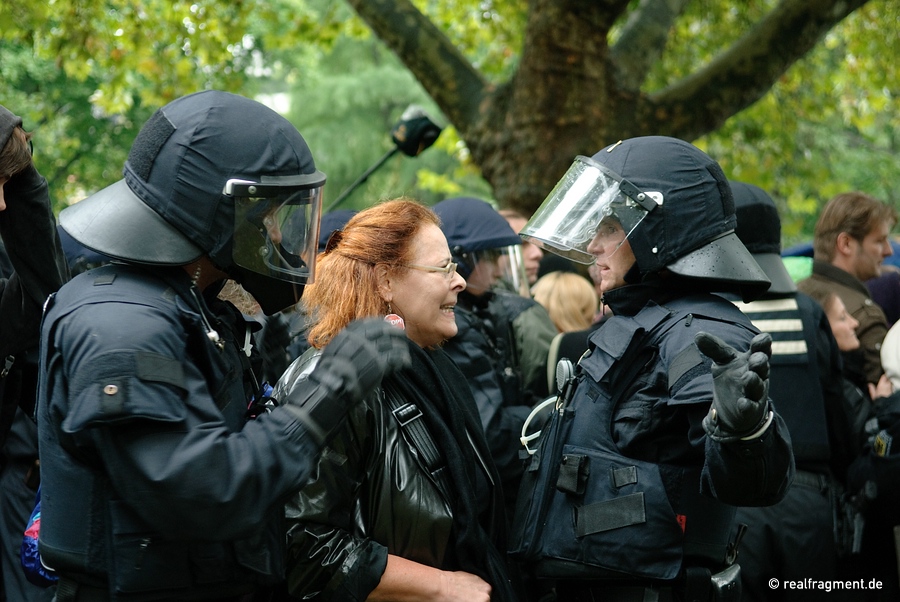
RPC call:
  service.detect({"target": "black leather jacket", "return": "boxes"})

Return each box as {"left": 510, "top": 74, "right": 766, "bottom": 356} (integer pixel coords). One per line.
{"left": 275, "top": 349, "right": 507, "bottom": 601}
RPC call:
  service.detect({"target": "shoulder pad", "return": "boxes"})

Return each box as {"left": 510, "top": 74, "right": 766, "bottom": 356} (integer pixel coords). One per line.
{"left": 61, "top": 350, "right": 187, "bottom": 432}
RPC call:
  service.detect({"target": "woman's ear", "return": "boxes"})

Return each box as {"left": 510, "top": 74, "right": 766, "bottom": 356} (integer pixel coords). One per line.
{"left": 375, "top": 264, "right": 393, "bottom": 303}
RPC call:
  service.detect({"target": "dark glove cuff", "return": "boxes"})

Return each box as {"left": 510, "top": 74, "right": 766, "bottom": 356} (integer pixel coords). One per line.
{"left": 739, "top": 410, "right": 774, "bottom": 440}
{"left": 281, "top": 403, "right": 332, "bottom": 446}
{"left": 280, "top": 370, "right": 357, "bottom": 446}
{"left": 703, "top": 404, "right": 772, "bottom": 443}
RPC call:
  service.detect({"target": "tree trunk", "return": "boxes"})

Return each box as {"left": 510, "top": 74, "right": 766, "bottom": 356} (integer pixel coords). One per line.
{"left": 346, "top": 0, "right": 870, "bottom": 215}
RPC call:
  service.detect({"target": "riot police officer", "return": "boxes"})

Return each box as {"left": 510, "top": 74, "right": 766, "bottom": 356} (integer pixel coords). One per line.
{"left": 726, "top": 181, "right": 858, "bottom": 601}
{"left": 509, "top": 136, "right": 794, "bottom": 601}
{"left": 35, "top": 91, "right": 409, "bottom": 600}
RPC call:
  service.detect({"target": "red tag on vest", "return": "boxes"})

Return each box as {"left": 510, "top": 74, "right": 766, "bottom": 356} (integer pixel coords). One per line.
{"left": 676, "top": 514, "right": 687, "bottom": 533}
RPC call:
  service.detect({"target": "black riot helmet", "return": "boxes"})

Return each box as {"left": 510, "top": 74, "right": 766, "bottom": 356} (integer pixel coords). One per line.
{"left": 60, "top": 90, "right": 326, "bottom": 314}
{"left": 521, "top": 136, "right": 770, "bottom": 302}
{"left": 731, "top": 180, "right": 795, "bottom": 296}
{"left": 433, "top": 196, "right": 529, "bottom": 297}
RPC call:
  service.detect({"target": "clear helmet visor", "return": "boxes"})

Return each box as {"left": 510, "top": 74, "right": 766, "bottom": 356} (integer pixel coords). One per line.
{"left": 228, "top": 172, "right": 326, "bottom": 285}
{"left": 495, "top": 244, "right": 531, "bottom": 298}
{"left": 520, "top": 155, "right": 657, "bottom": 264}
{"left": 463, "top": 247, "right": 527, "bottom": 297}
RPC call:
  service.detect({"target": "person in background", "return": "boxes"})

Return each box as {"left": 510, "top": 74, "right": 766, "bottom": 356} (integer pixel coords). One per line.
{"left": 434, "top": 196, "right": 557, "bottom": 514}
{"left": 543, "top": 262, "right": 611, "bottom": 395}
{"left": 530, "top": 271, "right": 598, "bottom": 333}
{"left": 34, "top": 91, "right": 409, "bottom": 600}
{"left": 275, "top": 199, "right": 518, "bottom": 602}
{"left": 500, "top": 208, "right": 543, "bottom": 286}
{"left": 436, "top": 197, "right": 557, "bottom": 402}
{"left": 820, "top": 293, "right": 866, "bottom": 355}
{"left": 727, "top": 180, "right": 861, "bottom": 601}
{"left": 808, "top": 290, "right": 891, "bottom": 450}
{"left": 0, "top": 105, "right": 68, "bottom": 602}
{"left": 811, "top": 289, "right": 899, "bottom": 601}
{"left": 0, "top": 105, "right": 68, "bottom": 446}
{"left": 798, "top": 192, "right": 897, "bottom": 387}
{"left": 510, "top": 137, "right": 794, "bottom": 602}
{"left": 866, "top": 266, "right": 900, "bottom": 329}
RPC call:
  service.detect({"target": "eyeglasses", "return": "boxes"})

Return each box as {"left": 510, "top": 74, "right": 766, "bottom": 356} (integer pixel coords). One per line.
{"left": 405, "top": 261, "right": 458, "bottom": 279}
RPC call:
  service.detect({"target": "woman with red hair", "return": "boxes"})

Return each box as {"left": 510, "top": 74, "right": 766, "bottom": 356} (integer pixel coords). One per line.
{"left": 274, "top": 199, "right": 519, "bottom": 602}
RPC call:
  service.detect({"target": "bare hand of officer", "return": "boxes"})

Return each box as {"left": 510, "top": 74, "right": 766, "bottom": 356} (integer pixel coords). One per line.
{"left": 282, "top": 318, "right": 411, "bottom": 444}
{"left": 695, "top": 331, "right": 772, "bottom": 442}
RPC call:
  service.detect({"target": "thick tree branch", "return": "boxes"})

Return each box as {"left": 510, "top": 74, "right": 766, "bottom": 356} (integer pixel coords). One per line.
{"left": 473, "top": 0, "right": 628, "bottom": 210}
{"left": 345, "top": 0, "right": 488, "bottom": 134}
{"left": 610, "top": 0, "right": 691, "bottom": 92}
{"left": 645, "top": 0, "right": 870, "bottom": 140}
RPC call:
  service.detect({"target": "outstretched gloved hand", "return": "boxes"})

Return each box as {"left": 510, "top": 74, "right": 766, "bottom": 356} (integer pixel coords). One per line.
{"left": 695, "top": 331, "right": 773, "bottom": 442}
{"left": 282, "top": 318, "right": 411, "bottom": 444}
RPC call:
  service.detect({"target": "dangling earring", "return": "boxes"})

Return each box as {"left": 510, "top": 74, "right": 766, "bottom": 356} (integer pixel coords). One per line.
{"left": 191, "top": 263, "right": 203, "bottom": 286}
{"left": 384, "top": 300, "right": 405, "bottom": 330}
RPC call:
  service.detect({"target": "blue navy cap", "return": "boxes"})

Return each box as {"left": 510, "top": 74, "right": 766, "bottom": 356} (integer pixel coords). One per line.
{"left": 432, "top": 197, "right": 521, "bottom": 252}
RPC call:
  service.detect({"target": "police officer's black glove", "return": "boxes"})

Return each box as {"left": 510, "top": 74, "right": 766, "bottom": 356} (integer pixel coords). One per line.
{"left": 695, "top": 331, "right": 773, "bottom": 443}
{"left": 281, "top": 318, "right": 411, "bottom": 444}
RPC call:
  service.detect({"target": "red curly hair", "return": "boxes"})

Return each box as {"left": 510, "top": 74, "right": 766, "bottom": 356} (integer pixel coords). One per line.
{"left": 304, "top": 198, "right": 440, "bottom": 348}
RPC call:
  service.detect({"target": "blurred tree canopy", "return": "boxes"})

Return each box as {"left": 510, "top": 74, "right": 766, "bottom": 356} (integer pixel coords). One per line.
{"left": 1, "top": 0, "right": 897, "bottom": 246}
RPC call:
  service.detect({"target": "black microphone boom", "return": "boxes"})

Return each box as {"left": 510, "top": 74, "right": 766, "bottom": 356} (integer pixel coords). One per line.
{"left": 324, "top": 105, "right": 442, "bottom": 213}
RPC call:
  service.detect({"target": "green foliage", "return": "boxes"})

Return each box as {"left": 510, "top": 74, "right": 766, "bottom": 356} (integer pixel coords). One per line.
{"left": 643, "top": 0, "right": 774, "bottom": 84}
{"left": 0, "top": 0, "right": 490, "bottom": 213}
{"left": 0, "top": 42, "right": 153, "bottom": 211}
{"left": 410, "top": 0, "right": 526, "bottom": 78}
{"left": 2, "top": 0, "right": 898, "bottom": 250}
{"left": 280, "top": 34, "right": 491, "bottom": 211}
{"left": 699, "top": 1, "right": 900, "bottom": 247}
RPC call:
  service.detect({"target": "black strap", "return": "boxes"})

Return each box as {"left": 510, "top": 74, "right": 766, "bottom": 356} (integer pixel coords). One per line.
{"left": 383, "top": 384, "right": 454, "bottom": 501}
{"left": 667, "top": 344, "right": 704, "bottom": 391}
{"left": 1, "top": 355, "right": 13, "bottom": 378}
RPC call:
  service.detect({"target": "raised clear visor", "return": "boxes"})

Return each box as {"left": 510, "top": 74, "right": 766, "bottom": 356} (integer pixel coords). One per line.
{"left": 520, "top": 155, "right": 654, "bottom": 264}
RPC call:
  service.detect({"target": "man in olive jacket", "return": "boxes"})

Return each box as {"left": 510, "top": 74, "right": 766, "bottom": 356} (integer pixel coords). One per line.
{"left": 798, "top": 191, "right": 896, "bottom": 386}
